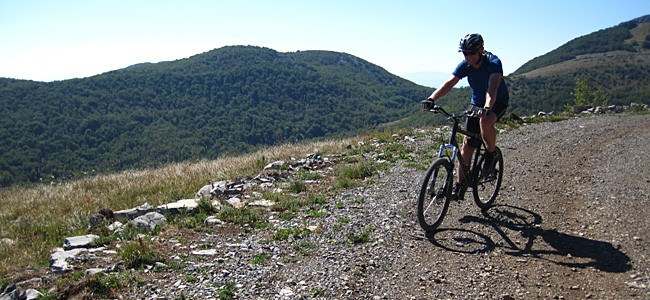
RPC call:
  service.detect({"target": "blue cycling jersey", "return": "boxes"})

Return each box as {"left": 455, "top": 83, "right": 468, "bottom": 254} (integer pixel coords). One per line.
{"left": 453, "top": 51, "right": 509, "bottom": 107}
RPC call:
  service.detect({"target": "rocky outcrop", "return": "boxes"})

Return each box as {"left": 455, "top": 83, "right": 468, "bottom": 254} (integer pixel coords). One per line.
{"left": 0, "top": 284, "right": 43, "bottom": 300}
{"left": 44, "top": 153, "right": 336, "bottom": 278}
{"left": 105, "top": 153, "right": 336, "bottom": 225}
{"left": 520, "top": 103, "right": 648, "bottom": 121}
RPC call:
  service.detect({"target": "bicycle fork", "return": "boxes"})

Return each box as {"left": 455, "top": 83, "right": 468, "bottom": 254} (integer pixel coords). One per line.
{"left": 438, "top": 143, "right": 473, "bottom": 190}
{"left": 425, "top": 144, "right": 458, "bottom": 198}
{"left": 438, "top": 143, "right": 458, "bottom": 161}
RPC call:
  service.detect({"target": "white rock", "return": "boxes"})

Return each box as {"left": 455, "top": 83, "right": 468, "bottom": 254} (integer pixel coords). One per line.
{"left": 191, "top": 249, "right": 219, "bottom": 256}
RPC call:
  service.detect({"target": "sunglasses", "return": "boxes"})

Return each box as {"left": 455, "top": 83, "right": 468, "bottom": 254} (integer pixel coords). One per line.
{"left": 463, "top": 50, "right": 478, "bottom": 56}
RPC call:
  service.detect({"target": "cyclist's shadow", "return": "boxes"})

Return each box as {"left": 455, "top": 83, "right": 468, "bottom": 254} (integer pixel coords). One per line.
{"left": 425, "top": 205, "right": 632, "bottom": 273}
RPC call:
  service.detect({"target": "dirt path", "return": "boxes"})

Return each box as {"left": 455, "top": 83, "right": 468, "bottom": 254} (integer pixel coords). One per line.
{"left": 161, "top": 114, "right": 649, "bottom": 299}
{"left": 20, "top": 114, "right": 648, "bottom": 299}
{"left": 377, "top": 114, "right": 650, "bottom": 299}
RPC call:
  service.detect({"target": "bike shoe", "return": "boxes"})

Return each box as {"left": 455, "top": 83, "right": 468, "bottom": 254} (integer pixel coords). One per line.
{"left": 451, "top": 183, "right": 466, "bottom": 201}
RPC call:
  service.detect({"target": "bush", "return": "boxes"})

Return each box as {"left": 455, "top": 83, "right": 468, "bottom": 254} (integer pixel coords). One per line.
{"left": 336, "top": 161, "right": 377, "bottom": 180}
{"left": 218, "top": 207, "right": 268, "bottom": 228}
{"left": 118, "top": 238, "right": 160, "bottom": 269}
{"left": 566, "top": 77, "right": 608, "bottom": 113}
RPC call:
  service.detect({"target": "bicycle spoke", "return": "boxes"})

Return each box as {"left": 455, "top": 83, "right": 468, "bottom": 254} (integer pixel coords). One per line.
{"left": 477, "top": 175, "right": 497, "bottom": 185}
{"left": 418, "top": 159, "right": 452, "bottom": 232}
{"left": 472, "top": 147, "right": 503, "bottom": 208}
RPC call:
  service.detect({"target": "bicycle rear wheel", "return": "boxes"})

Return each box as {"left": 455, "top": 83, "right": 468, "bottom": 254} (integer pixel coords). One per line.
{"left": 472, "top": 146, "right": 503, "bottom": 208}
{"left": 418, "top": 158, "right": 453, "bottom": 232}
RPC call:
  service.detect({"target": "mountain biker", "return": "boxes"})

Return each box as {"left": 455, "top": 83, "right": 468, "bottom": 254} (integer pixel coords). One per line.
{"left": 423, "top": 33, "right": 509, "bottom": 200}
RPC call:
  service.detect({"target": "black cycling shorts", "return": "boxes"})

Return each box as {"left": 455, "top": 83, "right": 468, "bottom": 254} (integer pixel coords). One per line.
{"left": 465, "top": 102, "right": 507, "bottom": 149}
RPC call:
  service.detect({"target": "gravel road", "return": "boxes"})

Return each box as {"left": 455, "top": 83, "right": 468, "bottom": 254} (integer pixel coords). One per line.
{"left": 25, "top": 114, "right": 650, "bottom": 299}
{"left": 134, "top": 114, "right": 648, "bottom": 300}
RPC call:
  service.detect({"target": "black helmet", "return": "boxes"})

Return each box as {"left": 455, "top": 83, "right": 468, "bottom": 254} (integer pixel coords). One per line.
{"left": 459, "top": 34, "right": 484, "bottom": 52}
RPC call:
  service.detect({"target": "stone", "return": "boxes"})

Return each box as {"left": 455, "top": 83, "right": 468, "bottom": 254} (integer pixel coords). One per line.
{"left": 130, "top": 212, "right": 167, "bottom": 232}
{"left": 85, "top": 268, "right": 106, "bottom": 276}
{"left": 573, "top": 105, "right": 592, "bottom": 114}
{"left": 264, "top": 161, "right": 286, "bottom": 170}
{"left": 22, "top": 289, "right": 43, "bottom": 300}
{"left": 108, "top": 221, "right": 124, "bottom": 231}
{"left": 205, "top": 216, "right": 225, "bottom": 225}
{"left": 0, "top": 238, "right": 15, "bottom": 246}
{"left": 157, "top": 198, "right": 200, "bottom": 212}
{"left": 225, "top": 197, "right": 244, "bottom": 209}
{"left": 114, "top": 202, "right": 154, "bottom": 221}
{"left": 0, "top": 284, "right": 17, "bottom": 300}
{"left": 248, "top": 200, "right": 276, "bottom": 207}
{"left": 63, "top": 234, "right": 99, "bottom": 250}
{"left": 50, "top": 248, "right": 87, "bottom": 273}
{"left": 195, "top": 184, "right": 213, "bottom": 199}
{"left": 191, "top": 249, "right": 219, "bottom": 256}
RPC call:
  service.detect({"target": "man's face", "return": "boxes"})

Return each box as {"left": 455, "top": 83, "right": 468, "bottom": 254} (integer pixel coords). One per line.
{"left": 463, "top": 47, "right": 483, "bottom": 67}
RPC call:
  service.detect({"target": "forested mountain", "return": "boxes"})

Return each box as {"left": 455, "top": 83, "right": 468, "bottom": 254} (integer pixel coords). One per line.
{"left": 0, "top": 47, "right": 436, "bottom": 186}
{"left": 2, "top": 15, "right": 649, "bottom": 187}
{"left": 507, "top": 15, "right": 650, "bottom": 115}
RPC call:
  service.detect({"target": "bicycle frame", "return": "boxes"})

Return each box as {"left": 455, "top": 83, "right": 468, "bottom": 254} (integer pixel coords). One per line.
{"left": 436, "top": 109, "right": 486, "bottom": 188}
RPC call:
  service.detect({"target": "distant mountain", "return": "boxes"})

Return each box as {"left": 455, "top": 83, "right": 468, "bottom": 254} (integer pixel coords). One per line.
{"left": 507, "top": 15, "right": 650, "bottom": 114}
{"left": 2, "top": 15, "right": 649, "bottom": 187}
{"left": 0, "top": 46, "right": 432, "bottom": 186}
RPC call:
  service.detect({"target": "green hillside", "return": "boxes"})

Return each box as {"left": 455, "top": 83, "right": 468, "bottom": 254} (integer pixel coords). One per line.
{"left": 0, "top": 46, "right": 433, "bottom": 186}
{"left": 3, "top": 15, "right": 650, "bottom": 187}
{"left": 507, "top": 15, "right": 650, "bottom": 115}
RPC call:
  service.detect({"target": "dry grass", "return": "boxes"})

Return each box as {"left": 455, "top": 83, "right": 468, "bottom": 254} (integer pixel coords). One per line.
{"left": 517, "top": 50, "right": 650, "bottom": 78}
{"left": 0, "top": 138, "right": 358, "bottom": 277}
{"left": 627, "top": 22, "right": 650, "bottom": 44}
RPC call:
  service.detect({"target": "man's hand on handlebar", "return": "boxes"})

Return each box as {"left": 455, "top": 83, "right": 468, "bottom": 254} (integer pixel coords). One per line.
{"left": 462, "top": 106, "right": 490, "bottom": 118}
{"left": 477, "top": 107, "right": 491, "bottom": 118}
{"left": 421, "top": 99, "right": 434, "bottom": 110}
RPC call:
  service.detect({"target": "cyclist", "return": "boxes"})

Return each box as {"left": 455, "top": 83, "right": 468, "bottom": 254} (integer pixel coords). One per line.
{"left": 424, "top": 33, "right": 509, "bottom": 200}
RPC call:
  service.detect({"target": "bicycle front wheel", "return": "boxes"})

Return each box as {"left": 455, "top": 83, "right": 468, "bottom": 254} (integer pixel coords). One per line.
{"left": 417, "top": 158, "right": 453, "bottom": 232}
{"left": 472, "top": 146, "right": 503, "bottom": 208}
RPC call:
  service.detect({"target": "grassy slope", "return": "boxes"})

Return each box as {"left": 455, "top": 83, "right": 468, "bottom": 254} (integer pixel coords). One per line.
{"left": 517, "top": 23, "right": 650, "bottom": 78}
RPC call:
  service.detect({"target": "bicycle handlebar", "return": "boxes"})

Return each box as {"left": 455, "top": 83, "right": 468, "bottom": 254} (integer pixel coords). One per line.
{"left": 421, "top": 100, "right": 487, "bottom": 118}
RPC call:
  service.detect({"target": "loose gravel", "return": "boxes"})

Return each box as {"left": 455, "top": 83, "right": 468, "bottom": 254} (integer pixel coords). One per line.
{"left": 15, "top": 114, "right": 650, "bottom": 299}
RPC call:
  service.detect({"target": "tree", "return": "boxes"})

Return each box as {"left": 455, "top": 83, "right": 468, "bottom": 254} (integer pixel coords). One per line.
{"left": 566, "top": 78, "right": 609, "bottom": 113}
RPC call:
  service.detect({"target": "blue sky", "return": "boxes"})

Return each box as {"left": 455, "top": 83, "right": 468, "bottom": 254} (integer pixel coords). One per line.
{"left": 0, "top": 0, "right": 648, "bottom": 85}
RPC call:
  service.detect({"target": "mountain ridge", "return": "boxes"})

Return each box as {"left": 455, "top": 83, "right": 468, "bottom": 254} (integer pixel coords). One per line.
{"left": 506, "top": 15, "right": 650, "bottom": 114}
{"left": 1, "top": 15, "right": 649, "bottom": 187}
{"left": 513, "top": 14, "right": 649, "bottom": 75}
{"left": 0, "top": 46, "right": 435, "bottom": 186}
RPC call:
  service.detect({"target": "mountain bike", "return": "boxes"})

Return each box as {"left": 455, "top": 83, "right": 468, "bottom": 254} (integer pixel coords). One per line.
{"left": 417, "top": 102, "right": 503, "bottom": 232}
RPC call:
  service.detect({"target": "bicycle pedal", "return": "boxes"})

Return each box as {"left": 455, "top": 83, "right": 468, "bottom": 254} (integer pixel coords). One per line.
{"left": 451, "top": 186, "right": 466, "bottom": 201}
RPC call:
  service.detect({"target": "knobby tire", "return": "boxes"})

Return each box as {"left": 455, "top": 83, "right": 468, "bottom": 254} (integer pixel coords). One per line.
{"left": 472, "top": 146, "right": 503, "bottom": 208}
{"left": 417, "top": 158, "right": 453, "bottom": 232}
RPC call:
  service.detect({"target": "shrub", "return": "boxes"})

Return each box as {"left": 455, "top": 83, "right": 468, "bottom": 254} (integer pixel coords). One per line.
{"left": 218, "top": 281, "right": 237, "bottom": 300}
{"left": 566, "top": 77, "right": 609, "bottom": 113}
{"left": 347, "top": 233, "right": 371, "bottom": 244}
{"left": 251, "top": 253, "right": 270, "bottom": 265}
{"left": 118, "top": 238, "right": 160, "bottom": 269}
{"left": 218, "top": 207, "right": 268, "bottom": 228}
{"left": 273, "top": 227, "right": 310, "bottom": 241}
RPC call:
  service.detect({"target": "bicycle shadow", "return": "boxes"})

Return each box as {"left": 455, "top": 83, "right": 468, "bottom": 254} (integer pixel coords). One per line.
{"left": 425, "top": 205, "right": 632, "bottom": 273}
